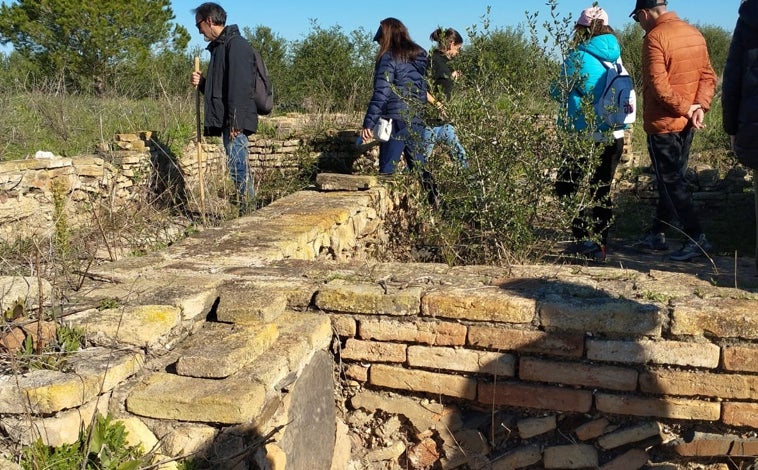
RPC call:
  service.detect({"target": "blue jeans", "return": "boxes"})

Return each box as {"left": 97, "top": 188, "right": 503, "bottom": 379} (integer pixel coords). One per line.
{"left": 223, "top": 130, "right": 255, "bottom": 204}
{"left": 423, "top": 123, "right": 468, "bottom": 168}
{"left": 378, "top": 121, "right": 439, "bottom": 205}
{"left": 378, "top": 121, "right": 427, "bottom": 174}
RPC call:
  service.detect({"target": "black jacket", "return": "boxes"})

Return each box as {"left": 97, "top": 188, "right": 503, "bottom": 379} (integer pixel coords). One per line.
{"left": 722, "top": 0, "right": 758, "bottom": 169}
{"left": 426, "top": 49, "right": 455, "bottom": 126}
{"left": 199, "top": 24, "right": 258, "bottom": 136}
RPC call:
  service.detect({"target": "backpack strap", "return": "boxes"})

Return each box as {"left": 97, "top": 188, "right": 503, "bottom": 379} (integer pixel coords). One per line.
{"left": 582, "top": 49, "right": 622, "bottom": 73}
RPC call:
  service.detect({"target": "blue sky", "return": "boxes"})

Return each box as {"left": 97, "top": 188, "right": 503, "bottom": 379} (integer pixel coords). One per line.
{"left": 173, "top": 0, "right": 740, "bottom": 51}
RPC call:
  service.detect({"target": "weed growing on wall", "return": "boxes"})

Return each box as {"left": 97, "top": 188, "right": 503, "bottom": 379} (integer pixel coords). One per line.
{"left": 20, "top": 414, "right": 149, "bottom": 470}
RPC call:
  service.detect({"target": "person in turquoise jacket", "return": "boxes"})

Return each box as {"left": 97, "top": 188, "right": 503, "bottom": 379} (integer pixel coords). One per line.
{"left": 552, "top": 6, "right": 626, "bottom": 261}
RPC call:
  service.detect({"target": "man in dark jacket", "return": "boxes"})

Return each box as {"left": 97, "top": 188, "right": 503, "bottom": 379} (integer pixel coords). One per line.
{"left": 722, "top": 0, "right": 758, "bottom": 269}
{"left": 191, "top": 2, "right": 257, "bottom": 210}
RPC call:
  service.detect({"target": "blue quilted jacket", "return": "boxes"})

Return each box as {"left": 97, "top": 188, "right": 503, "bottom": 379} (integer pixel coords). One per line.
{"left": 362, "top": 50, "right": 428, "bottom": 131}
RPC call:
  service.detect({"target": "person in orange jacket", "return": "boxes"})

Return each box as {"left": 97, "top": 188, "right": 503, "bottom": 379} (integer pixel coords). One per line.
{"left": 631, "top": 0, "right": 717, "bottom": 261}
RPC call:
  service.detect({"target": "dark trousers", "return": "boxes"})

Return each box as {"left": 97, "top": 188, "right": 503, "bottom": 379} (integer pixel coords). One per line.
{"left": 555, "top": 137, "right": 624, "bottom": 245}
{"left": 647, "top": 128, "right": 702, "bottom": 237}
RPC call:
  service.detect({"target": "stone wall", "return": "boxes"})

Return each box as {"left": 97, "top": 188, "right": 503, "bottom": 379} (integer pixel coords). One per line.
{"left": 2, "top": 122, "right": 758, "bottom": 469}
{"left": 0, "top": 116, "right": 367, "bottom": 244}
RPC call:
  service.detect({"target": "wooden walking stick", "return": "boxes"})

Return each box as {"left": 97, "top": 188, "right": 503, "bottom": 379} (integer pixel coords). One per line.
{"left": 194, "top": 56, "right": 207, "bottom": 221}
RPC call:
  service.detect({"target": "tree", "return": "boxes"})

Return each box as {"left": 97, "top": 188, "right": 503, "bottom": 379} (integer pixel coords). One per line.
{"left": 0, "top": 0, "right": 189, "bottom": 94}
{"left": 286, "top": 22, "right": 374, "bottom": 112}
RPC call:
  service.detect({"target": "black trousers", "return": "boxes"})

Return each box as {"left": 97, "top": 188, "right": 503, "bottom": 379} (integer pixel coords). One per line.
{"left": 555, "top": 137, "right": 624, "bottom": 246}
{"left": 647, "top": 128, "right": 702, "bottom": 238}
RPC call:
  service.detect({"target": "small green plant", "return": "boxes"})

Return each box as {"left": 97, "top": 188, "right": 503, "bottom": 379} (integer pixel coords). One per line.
{"left": 16, "top": 323, "right": 84, "bottom": 371}
{"left": 56, "top": 324, "right": 85, "bottom": 353}
{"left": 97, "top": 298, "right": 120, "bottom": 311}
{"left": 20, "top": 414, "right": 149, "bottom": 470}
{"left": 639, "top": 290, "right": 670, "bottom": 303}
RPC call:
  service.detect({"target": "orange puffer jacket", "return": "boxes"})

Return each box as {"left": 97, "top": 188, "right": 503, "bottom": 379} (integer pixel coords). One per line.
{"left": 641, "top": 12, "right": 717, "bottom": 134}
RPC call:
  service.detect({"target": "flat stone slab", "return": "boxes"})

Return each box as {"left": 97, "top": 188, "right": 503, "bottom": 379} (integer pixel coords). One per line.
{"left": 315, "top": 280, "right": 422, "bottom": 316}
{"left": 126, "top": 372, "right": 266, "bottom": 425}
{"left": 176, "top": 322, "right": 279, "bottom": 378}
{"left": 66, "top": 304, "right": 181, "bottom": 349}
{"left": 215, "top": 280, "right": 288, "bottom": 323}
{"left": 316, "top": 173, "right": 379, "bottom": 191}
{"left": 0, "top": 347, "right": 143, "bottom": 414}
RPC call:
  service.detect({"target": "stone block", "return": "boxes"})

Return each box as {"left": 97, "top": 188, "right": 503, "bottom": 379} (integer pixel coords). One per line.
{"left": 597, "top": 421, "right": 661, "bottom": 450}
{"left": 669, "top": 431, "right": 758, "bottom": 457}
{"left": 600, "top": 448, "right": 649, "bottom": 470}
{"left": 587, "top": 339, "right": 720, "bottom": 368}
{"left": 518, "top": 415, "right": 557, "bottom": 439}
{"left": 520, "top": 357, "right": 637, "bottom": 391}
{"left": 543, "top": 444, "right": 598, "bottom": 469}
{"left": 723, "top": 402, "right": 758, "bottom": 428}
{"left": 595, "top": 394, "right": 720, "bottom": 420}
{"left": 175, "top": 322, "right": 279, "bottom": 378}
{"left": 315, "top": 280, "right": 422, "bottom": 316}
{"left": 407, "top": 345, "right": 515, "bottom": 376}
{"left": 0, "top": 393, "right": 109, "bottom": 446}
{"left": 422, "top": 286, "right": 536, "bottom": 323}
{"left": 68, "top": 304, "right": 181, "bottom": 349}
{"left": 0, "top": 348, "right": 143, "bottom": 414}
{"left": 575, "top": 418, "right": 611, "bottom": 441}
{"left": 468, "top": 326, "right": 584, "bottom": 358}
{"left": 126, "top": 372, "right": 267, "bottom": 424}
{"left": 540, "top": 297, "right": 663, "bottom": 336}
{"left": 640, "top": 369, "right": 758, "bottom": 399}
{"left": 478, "top": 382, "right": 592, "bottom": 413}
{"left": 371, "top": 364, "right": 477, "bottom": 400}
{"left": 316, "top": 173, "right": 379, "bottom": 191}
{"left": 672, "top": 298, "right": 758, "bottom": 338}
{"left": 491, "top": 445, "right": 542, "bottom": 469}
{"left": 216, "top": 280, "right": 288, "bottom": 323}
{"left": 359, "top": 318, "right": 466, "bottom": 346}
{"left": 279, "top": 351, "right": 336, "bottom": 470}
{"left": 341, "top": 338, "right": 406, "bottom": 363}
{"left": 331, "top": 315, "right": 357, "bottom": 337}
{"left": 722, "top": 345, "right": 758, "bottom": 372}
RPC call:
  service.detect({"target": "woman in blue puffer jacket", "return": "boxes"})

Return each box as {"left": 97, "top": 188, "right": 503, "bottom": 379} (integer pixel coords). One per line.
{"left": 552, "top": 6, "right": 626, "bottom": 261}
{"left": 361, "top": 17, "right": 429, "bottom": 177}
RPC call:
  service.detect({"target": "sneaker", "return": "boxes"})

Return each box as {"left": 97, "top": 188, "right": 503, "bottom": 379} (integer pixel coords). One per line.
{"left": 668, "top": 234, "right": 712, "bottom": 261}
{"left": 564, "top": 240, "right": 606, "bottom": 261}
{"left": 635, "top": 231, "right": 669, "bottom": 251}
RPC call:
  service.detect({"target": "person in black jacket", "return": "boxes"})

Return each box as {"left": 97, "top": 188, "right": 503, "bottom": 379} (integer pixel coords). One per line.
{"left": 424, "top": 27, "right": 468, "bottom": 168}
{"left": 722, "top": 0, "right": 758, "bottom": 269}
{"left": 361, "top": 18, "right": 428, "bottom": 176}
{"left": 191, "top": 2, "right": 256, "bottom": 210}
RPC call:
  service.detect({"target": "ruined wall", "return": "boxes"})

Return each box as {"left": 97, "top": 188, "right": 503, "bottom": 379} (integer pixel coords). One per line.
{"left": 0, "top": 116, "right": 369, "bottom": 244}
{"left": 2, "top": 120, "right": 758, "bottom": 468}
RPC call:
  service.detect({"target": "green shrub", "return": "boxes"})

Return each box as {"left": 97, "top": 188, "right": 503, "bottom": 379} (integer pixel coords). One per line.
{"left": 20, "top": 414, "right": 149, "bottom": 470}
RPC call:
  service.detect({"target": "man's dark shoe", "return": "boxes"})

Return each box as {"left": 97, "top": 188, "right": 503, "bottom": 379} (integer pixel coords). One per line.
{"left": 669, "top": 234, "right": 712, "bottom": 261}
{"left": 635, "top": 231, "right": 669, "bottom": 251}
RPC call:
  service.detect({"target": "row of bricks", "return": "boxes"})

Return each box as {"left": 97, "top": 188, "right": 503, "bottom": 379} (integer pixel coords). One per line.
{"left": 344, "top": 362, "right": 758, "bottom": 428}
{"left": 334, "top": 320, "right": 758, "bottom": 372}
{"left": 343, "top": 340, "right": 758, "bottom": 400}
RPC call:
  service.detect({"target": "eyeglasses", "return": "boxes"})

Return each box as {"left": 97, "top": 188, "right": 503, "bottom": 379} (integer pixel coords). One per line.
{"left": 195, "top": 18, "right": 206, "bottom": 30}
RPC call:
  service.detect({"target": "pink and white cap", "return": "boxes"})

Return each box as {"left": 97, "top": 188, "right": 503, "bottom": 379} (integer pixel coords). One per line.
{"left": 577, "top": 6, "right": 609, "bottom": 27}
